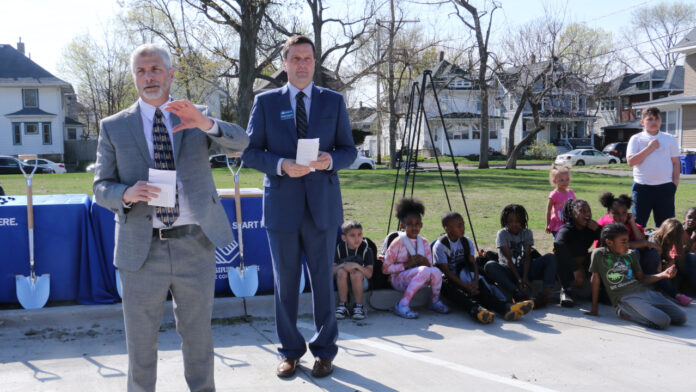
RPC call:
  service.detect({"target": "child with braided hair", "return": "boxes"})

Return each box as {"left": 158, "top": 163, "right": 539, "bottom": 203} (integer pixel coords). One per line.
{"left": 382, "top": 197, "right": 450, "bottom": 319}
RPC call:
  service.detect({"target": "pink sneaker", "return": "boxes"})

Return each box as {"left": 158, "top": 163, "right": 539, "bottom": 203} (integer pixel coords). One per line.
{"left": 676, "top": 293, "right": 692, "bottom": 307}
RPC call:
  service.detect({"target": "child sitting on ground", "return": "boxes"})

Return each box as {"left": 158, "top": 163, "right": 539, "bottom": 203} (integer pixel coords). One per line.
{"left": 587, "top": 222, "right": 687, "bottom": 329}
{"left": 383, "top": 197, "right": 450, "bottom": 319}
{"left": 554, "top": 199, "right": 602, "bottom": 307}
{"left": 681, "top": 208, "right": 696, "bottom": 291}
{"left": 334, "top": 219, "right": 374, "bottom": 320}
{"left": 433, "top": 212, "right": 534, "bottom": 323}
{"left": 484, "top": 204, "right": 558, "bottom": 308}
{"left": 647, "top": 218, "right": 692, "bottom": 306}
{"left": 546, "top": 164, "right": 576, "bottom": 237}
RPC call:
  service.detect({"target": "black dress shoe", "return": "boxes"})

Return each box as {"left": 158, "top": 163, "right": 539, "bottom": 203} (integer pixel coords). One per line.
{"left": 276, "top": 358, "right": 299, "bottom": 378}
{"left": 311, "top": 358, "right": 333, "bottom": 378}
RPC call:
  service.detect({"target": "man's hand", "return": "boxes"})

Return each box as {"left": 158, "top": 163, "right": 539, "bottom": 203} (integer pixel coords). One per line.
{"left": 164, "top": 100, "right": 215, "bottom": 133}
{"left": 309, "top": 151, "right": 332, "bottom": 171}
{"left": 122, "top": 180, "right": 161, "bottom": 204}
{"left": 281, "top": 159, "right": 311, "bottom": 177}
{"left": 647, "top": 138, "right": 660, "bottom": 152}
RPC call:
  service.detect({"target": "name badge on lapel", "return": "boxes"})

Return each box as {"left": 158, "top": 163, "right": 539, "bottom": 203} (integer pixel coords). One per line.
{"left": 280, "top": 110, "right": 294, "bottom": 121}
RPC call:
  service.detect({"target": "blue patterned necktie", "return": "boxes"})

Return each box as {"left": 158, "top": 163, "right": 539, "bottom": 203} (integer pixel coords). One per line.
{"left": 153, "top": 108, "right": 179, "bottom": 226}
{"left": 295, "top": 91, "right": 308, "bottom": 139}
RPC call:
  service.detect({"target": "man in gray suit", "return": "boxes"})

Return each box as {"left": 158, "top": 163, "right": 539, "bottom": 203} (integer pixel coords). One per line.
{"left": 93, "top": 44, "right": 248, "bottom": 392}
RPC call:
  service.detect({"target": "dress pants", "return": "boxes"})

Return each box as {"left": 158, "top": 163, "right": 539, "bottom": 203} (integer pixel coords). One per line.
{"left": 120, "top": 226, "right": 217, "bottom": 392}
{"left": 266, "top": 206, "right": 338, "bottom": 360}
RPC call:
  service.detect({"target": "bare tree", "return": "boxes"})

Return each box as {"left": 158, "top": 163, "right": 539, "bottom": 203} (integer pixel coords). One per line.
{"left": 622, "top": 0, "right": 696, "bottom": 71}
{"left": 450, "top": 0, "right": 500, "bottom": 169}
{"left": 186, "top": 0, "right": 273, "bottom": 127}
{"left": 58, "top": 31, "right": 138, "bottom": 135}
{"left": 500, "top": 11, "right": 616, "bottom": 169}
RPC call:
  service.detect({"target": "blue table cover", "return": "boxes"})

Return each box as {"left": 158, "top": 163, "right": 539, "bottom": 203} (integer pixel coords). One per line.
{"left": 0, "top": 194, "right": 100, "bottom": 304}
{"left": 91, "top": 196, "right": 275, "bottom": 299}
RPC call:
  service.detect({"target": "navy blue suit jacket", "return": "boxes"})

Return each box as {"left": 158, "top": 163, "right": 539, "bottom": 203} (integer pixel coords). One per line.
{"left": 242, "top": 84, "right": 357, "bottom": 232}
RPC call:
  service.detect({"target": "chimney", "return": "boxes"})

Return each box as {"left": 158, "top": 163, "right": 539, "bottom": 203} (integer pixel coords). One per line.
{"left": 439, "top": 51, "right": 445, "bottom": 62}
{"left": 530, "top": 54, "right": 536, "bottom": 64}
{"left": 359, "top": 101, "right": 363, "bottom": 108}
{"left": 17, "top": 37, "right": 25, "bottom": 55}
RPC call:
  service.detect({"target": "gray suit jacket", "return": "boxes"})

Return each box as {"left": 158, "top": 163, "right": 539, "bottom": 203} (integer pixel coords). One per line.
{"left": 93, "top": 101, "right": 249, "bottom": 271}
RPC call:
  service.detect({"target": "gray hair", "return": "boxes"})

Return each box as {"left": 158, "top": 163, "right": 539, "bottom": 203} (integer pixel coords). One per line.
{"left": 130, "top": 44, "right": 172, "bottom": 74}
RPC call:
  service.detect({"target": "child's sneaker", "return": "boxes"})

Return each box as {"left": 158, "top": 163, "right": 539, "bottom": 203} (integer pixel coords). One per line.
{"left": 427, "top": 300, "right": 451, "bottom": 314}
{"left": 505, "top": 300, "right": 534, "bottom": 321}
{"left": 394, "top": 303, "right": 419, "bottom": 319}
{"left": 352, "top": 304, "right": 366, "bottom": 320}
{"left": 616, "top": 306, "right": 631, "bottom": 320}
{"left": 336, "top": 303, "right": 350, "bottom": 320}
{"left": 676, "top": 293, "right": 692, "bottom": 306}
{"left": 475, "top": 306, "right": 494, "bottom": 324}
{"left": 559, "top": 288, "right": 574, "bottom": 308}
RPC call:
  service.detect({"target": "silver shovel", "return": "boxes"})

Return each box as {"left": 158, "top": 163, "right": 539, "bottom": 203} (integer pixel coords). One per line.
{"left": 225, "top": 154, "right": 260, "bottom": 316}
{"left": 15, "top": 154, "right": 50, "bottom": 309}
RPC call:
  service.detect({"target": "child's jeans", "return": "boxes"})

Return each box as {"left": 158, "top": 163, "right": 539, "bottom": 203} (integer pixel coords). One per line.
{"left": 483, "top": 254, "right": 557, "bottom": 294}
{"left": 617, "top": 289, "right": 687, "bottom": 329}
{"left": 389, "top": 266, "right": 442, "bottom": 306}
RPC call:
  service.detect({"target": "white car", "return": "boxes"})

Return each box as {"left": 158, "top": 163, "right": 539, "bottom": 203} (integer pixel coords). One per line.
{"left": 554, "top": 149, "right": 619, "bottom": 166}
{"left": 348, "top": 155, "right": 376, "bottom": 170}
{"left": 22, "top": 158, "right": 66, "bottom": 173}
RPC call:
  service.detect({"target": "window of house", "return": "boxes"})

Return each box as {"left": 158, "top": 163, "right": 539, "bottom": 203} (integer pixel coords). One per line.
{"left": 22, "top": 89, "right": 38, "bottom": 108}
{"left": 42, "top": 123, "right": 52, "bottom": 145}
{"left": 471, "top": 123, "right": 481, "bottom": 139}
{"left": 659, "top": 110, "right": 677, "bottom": 136}
{"left": 12, "top": 123, "right": 22, "bottom": 145}
{"left": 490, "top": 128, "right": 498, "bottom": 139}
{"left": 25, "top": 122, "right": 38, "bottom": 135}
{"left": 453, "top": 131, "right": 462, "bottom": 140}
{"left": 67, "top": 128, "right": 77, "bottom": 140}
{"left": 460, "top": 124, "right": 470, "bottom": 139}
{"left": 622, "top": 97, "right": 630, "bottom": 110}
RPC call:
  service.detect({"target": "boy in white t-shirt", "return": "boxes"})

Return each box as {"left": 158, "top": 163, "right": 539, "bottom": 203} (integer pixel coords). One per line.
{"left": 626, "top": 107, "right": 680, "bottom": 228}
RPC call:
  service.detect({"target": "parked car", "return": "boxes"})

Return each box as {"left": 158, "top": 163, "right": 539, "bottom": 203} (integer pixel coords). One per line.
{"left": 348, "top": 155, "right": 376, "bottom": 170}
{"left": 554, "top": 149, "right": 619, "bottom": 166}
{"left": 209, "top": 154, "right": 240, "bottom": 168}
{"left": 21, "top": 158, "right": 66, "bottom": 173}
{"left": 602, "top": 142, "right": 628, "bottom": 163}
{"left": 0, "top": 155, "right": 52, "bottom": 174}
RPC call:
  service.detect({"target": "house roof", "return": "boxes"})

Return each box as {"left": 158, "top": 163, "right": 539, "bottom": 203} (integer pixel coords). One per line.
{"left": 253, "top": 67, "right": 345, "bottom": 94}
{"left": 65, "top": 116, "right": 85, "bottom": 126}
{"left": 601, "top": 119, "right": 642, "bottom": 130}
{"left": 618, "top": 66, "right": 683, "bottom": 96}
{"left": 414, "top": 60, "right": 481, "bottom": 89}
{"left": 5, "top": 107, "right": 56, "bottom": 116}
{"left": 595, "top": 73, "right": 643, "bottom": 98}
{"left": 671, "top": 28, "right": 696, "bottom": 54}
{"left": 0, "top": 44, "right": 70, "bottom": 86}
{"left": 633, "top": 94, "right": 696, "bottom": 108}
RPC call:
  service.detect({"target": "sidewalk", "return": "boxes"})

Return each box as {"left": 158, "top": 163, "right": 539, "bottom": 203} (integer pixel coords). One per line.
{"left": 1, "top": 292, "right": 695, "bottom": 391}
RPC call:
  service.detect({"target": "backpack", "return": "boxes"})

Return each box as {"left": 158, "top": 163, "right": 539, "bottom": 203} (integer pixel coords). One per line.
{"left": 434, "top": 234, "right": 471, "bottom": 276}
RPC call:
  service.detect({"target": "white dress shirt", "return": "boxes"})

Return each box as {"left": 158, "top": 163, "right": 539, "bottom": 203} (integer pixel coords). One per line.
{"left": 135, "top": 97, "right": 219, "bottom": 228}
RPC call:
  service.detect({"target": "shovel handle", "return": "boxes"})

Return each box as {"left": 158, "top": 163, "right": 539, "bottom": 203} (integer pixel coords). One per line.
{"left": 234, "top": 173, "right": 244, "bottom": 268}
{"left": 26, "top": 182, "right": 33, "bottom": 230}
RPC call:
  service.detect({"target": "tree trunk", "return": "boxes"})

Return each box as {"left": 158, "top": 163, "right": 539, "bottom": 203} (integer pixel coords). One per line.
{"left": 507, "top": 102, "right": 544, "bottom": 168}
{"left": 505, "top": 93, "right": 527, "bottom": 169}
{"left": 310, "top": 0, "right": 324, "bottom": 87}
{"left": 387, "top": 0, "right": 397, "bottom": 169}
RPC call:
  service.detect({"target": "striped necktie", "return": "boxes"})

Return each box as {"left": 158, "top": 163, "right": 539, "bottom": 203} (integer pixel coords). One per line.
{"left": 295, "top": 91, "right": 308, "bottom": 139}
{"left": 153, "top": 108, "right": 179, "bottom": 227}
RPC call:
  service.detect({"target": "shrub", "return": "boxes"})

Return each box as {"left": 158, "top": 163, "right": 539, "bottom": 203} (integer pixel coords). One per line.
{"left": 526, "top": 140, "right": 557, "bottom": 159}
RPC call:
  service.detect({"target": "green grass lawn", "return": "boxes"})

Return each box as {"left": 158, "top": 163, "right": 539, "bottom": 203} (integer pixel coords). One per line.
{"left": 3, "top": 168, "right": 695, "bottom": 253}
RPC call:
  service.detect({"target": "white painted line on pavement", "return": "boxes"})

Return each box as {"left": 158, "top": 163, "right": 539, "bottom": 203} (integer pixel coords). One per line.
{"left": 297, "top": 322, "right": 558, "bottom": 392}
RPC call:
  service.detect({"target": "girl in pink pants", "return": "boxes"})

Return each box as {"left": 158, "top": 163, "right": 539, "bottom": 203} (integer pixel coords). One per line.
{"left": 383, "top": 198, "right": 450, "bottom": 318}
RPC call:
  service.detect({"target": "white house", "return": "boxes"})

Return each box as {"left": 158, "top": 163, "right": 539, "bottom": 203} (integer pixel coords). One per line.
{"left": 0, "top": 41, "right": 79, "bottom": 161}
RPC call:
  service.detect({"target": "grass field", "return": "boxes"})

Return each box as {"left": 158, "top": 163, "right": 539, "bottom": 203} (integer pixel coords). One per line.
{"left": 2, "top": 168, "right": 695, "bottom": 252}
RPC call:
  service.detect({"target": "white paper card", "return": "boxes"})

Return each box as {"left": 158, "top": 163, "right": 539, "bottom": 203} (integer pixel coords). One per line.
{"left": 148, "top": 168, "right": 177, "bottom": 208}
{"left": 296, "top": 138, "right": 319, "bottom": 172}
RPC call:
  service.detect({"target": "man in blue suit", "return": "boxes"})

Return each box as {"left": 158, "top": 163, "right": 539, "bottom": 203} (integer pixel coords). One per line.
{"left": 242, "top": 35, "right": 356, "bottom": 378}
